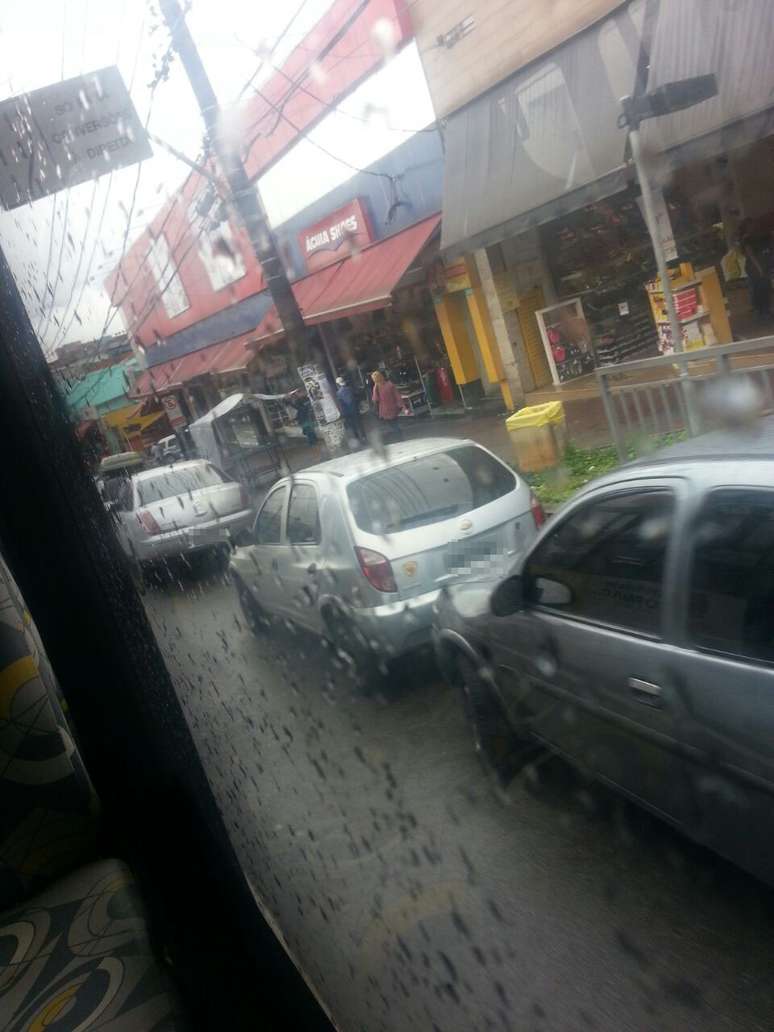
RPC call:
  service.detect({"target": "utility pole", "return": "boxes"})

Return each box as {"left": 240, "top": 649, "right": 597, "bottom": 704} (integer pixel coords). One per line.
{"left": 158, "top": 0, "right": 310, "bottom": 367}
{"left": 622, "top": 99, "right": 684, "bottom": 356}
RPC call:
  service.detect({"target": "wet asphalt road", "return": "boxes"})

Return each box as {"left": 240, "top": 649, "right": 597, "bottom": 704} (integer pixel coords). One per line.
{"left": 145, "top": 568, "right": 774, "bottom": 1032}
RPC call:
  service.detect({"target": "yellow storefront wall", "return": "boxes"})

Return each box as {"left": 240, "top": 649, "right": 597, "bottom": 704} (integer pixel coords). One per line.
{"left": 433, "top": 292, "right": 479, "bottom": 385}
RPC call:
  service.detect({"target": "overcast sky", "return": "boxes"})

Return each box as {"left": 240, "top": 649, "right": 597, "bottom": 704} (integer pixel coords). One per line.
{"left": 0, "top": 0, "right": 435, "bottom": 355}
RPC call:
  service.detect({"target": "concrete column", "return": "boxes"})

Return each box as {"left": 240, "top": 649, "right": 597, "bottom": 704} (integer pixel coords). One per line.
{"left": 464, "top": 256, "right": 513, "bottom": 410}
{"left": 473, "top": 248, "right": 526, "bottom": 411}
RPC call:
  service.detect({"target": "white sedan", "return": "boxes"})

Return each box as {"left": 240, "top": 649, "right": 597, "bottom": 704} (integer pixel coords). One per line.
{"left": 113, "top": 459, "right": 254, "bottom": 571}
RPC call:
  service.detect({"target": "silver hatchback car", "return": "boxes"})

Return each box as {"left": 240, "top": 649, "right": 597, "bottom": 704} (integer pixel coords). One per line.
{"left": 230, "top": 437, "right": 543, "bottom": 675}
{"left": 114, "top": 459, "right": 254, "bottom": 570}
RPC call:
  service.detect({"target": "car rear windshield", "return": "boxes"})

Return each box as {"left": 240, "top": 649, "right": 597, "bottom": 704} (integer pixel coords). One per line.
{"left": 137, "top": 464, "right": 226, "bottom": 505}
{"left": 346, "top": 446, "right": 516, "bottom": 533}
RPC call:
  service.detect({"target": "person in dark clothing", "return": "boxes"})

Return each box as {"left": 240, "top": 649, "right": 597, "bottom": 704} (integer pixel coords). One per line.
{"left": 289, "top": 390, "right": 318, "bottom": 445}
{"left": 336, "top": 376, "right": 365, "bottom": 444}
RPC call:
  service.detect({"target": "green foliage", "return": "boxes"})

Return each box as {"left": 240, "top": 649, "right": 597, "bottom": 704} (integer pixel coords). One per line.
{"left": 523, "top": 431, "right": 688, "bottom": 508}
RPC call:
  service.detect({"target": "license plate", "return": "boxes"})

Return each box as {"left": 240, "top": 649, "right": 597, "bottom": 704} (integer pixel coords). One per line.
{"left": 445, "top": 537, "right": 498, "bottom": 572}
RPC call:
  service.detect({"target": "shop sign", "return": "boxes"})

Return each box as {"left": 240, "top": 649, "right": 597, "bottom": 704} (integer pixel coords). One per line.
{"left": 298, "top": 198, "right": 373, "bottom": 273}
{"left": 0, "top": 66, "right": 151, "bottom": 211}
{"left": 161, "top": 393, "right": 186, "bottom": 429}
{"left": 298, "top": 363, "right": 339, "bottom": 424}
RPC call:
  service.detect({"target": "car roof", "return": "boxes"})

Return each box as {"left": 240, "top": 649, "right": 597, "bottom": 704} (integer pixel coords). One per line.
{"left": 297, "top": 437, "right": 480, "bottom": 480}
{"left": 630, "top": 414, "right": 774, "bottom": 465}
{"left": 573, "top": 418, "right": 774, "bottom": 498}
{"left": 133, "top": 459, "right": 207, "bottom": 483}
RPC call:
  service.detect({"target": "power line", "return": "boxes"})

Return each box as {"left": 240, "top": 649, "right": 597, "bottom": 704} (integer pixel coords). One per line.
{"left": 235, "top": 0, "right": 312, "bottom": 102}
{"left": 243, "top": 0, "right": 372, "bottom": 151}
{"left": 251, "top": 82, "right": 394, "bottom": 182}
{"left": 38, "top": 188, "right": 72, "bottom": 343}
{"left": 248, "top": 48, "right": 436, "bottom": 137}
{"left": 44, "top": 0, "right": 137, "bottom": 355}
{"left": 51, "top": 172, "right": 113, "bottom": 351}
{"left": 35, "top": 196, "right": 59, "bottom": 334}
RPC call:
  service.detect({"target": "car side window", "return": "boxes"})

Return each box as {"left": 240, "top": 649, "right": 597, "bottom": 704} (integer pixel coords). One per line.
{"left": 287, "top": 484, "right": 320, "bottom": 545}
{"left": 525, "top": 488, "right": 675, "bottom": 636}
{"left": 254, "top": 487, "right": 287, "bottom": 545}
{"left": 688, "top": 488, "right": 774, "bottom": 663}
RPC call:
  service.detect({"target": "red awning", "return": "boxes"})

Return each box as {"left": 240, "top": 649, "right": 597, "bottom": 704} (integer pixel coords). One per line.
{"left": 132, "top": 330, "right": 258, "bottom": 397}
{"left": 255, "top": 213, "right": 441, "bottom": 337}
{"left": 133, "top": 215, "right": 441, "bottom": 396}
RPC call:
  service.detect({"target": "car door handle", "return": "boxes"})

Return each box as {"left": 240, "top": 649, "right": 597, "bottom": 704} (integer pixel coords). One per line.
{"left": 628, "top": 677, "right": 663, "bottom": 706}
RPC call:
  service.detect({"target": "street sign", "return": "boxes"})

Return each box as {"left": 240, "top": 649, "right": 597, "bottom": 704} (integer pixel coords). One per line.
{"left": 161, "top": 393, "right": 187, "bottom": 429}
{"left": 0, "top": 66, "right": 152, "bottom": 211}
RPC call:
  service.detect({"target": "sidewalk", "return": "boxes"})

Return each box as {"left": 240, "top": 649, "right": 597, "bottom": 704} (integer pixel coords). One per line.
{"left": 280, "top": 395, "right": 612, "bottom": 477}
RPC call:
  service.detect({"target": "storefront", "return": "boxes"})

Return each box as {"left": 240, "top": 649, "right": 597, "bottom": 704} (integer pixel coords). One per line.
{"left": 436, "top": 0, "right": 774, "bottom": 397}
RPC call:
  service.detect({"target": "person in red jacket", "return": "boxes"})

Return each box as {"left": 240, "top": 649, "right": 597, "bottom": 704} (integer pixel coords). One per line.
{"left": 371, "top": 370, "right": 407, "bottom": 440}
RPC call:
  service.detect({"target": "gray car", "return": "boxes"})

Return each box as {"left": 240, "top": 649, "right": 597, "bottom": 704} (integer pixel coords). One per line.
{"left": 114, "top": 459, "right": 254, "bottom": 570}
{"left": 230, "top": 437, "right": 543, "bottom": 677}
{"left": 434, "top": 424, "right": 774, "bottom": 885}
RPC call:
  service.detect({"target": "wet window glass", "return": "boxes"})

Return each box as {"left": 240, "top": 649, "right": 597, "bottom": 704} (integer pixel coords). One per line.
{"left": 347, "top": 445, "right": 516, "bottom": 533}
{"left": 527, "top": 490, "right": 674, "bottom": 635}
{"left": 136, "top": 464, "right": 226, "bottom": 505}
{"left": 287, "top": 484, "right": 320, "bottom": 544}
{"left": 6, "top": 1, "right": 774, "bottom": 1029}
{"left": 689, "top": 489, "right": 774, "bottom": 662}
{"left": 254, "top": 487, "right": 287, "bottom": 544}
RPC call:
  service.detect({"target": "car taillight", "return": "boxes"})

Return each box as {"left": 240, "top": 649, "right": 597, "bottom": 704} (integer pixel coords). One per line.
{"left": 355, "top": 546, "right": 397, "bottom": 593}
{"left": 530, "top": 492, "right": 546, "bottom": 530}
{"left": 137, "top": 509, "right": 162, "bottom": 535}
{"left": 239, "top": 484, "right": 249, "bottom": 509}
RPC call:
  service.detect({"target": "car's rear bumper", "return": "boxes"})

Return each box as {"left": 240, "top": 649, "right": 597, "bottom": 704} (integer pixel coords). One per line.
{"left": 136, "top": 509, "right": 253, "bottom": 564}
{"left": 350, "top": 587, "right": 440, "bottom": 657}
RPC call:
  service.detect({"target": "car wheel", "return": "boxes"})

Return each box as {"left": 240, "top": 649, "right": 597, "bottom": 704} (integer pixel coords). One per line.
{"left": 235, "top": 576, "right": 268, "bottom": 635}
{"left": 323, "top": 604, "right": 382, "bottom": 690}
{"left": 454, "top": 652, "right": 540, "bottom": 797}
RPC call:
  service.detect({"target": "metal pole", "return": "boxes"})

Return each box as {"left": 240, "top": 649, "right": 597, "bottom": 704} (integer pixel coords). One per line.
{"left": 627, "top": 124, "right": 683, "bottom": 354}
{"left": 624, "top": 101, "right": 699, "bottom": 434}
{"left": 597, "top": 371, "right": 627, "bottom": 461}
{"left": 158, "top": 0, "right": 310, "bottom": 370}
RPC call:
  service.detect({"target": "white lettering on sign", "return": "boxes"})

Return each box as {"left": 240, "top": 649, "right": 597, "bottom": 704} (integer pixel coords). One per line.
{"left": 0, "top": 66, "right": 151, "bottom": 211}
{"left": 305, "top": 213, "right": 359, "bottom": 255}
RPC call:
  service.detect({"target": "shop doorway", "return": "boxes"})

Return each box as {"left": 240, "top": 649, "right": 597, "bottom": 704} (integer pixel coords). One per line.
{"left": 517, "top": 286, "right": 552, "bottom": 388}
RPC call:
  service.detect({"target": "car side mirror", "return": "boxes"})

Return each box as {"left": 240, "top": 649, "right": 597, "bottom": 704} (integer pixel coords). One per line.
{"left": 490, "top": 575, "right": 525, "bottom": 617}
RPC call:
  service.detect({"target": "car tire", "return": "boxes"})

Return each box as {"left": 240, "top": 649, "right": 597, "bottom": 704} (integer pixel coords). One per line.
{"left": 235, "top": 576, "right": 268, "bottom": 635}
{"left": 322, "top": 604, "right": 382, "bottom": 691}
{"left": 454, "top": 652, "right": 540, "bottom": 797}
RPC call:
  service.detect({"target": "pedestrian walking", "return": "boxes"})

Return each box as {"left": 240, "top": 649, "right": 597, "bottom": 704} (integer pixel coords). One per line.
{"left": 336, "top": 376, "right": 365, "bottom": 445}
{"left": 371, "top": 370, "right": 407, "bottom": 440}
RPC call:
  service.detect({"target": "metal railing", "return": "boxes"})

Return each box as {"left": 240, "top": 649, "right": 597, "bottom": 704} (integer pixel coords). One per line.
{"left": 596, "top": 335, "right": 774, "bottom": 459}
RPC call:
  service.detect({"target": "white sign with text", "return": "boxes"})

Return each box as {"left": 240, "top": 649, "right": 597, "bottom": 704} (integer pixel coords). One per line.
{"left": 0, "top": 66, "right": 151, "bottom": 211}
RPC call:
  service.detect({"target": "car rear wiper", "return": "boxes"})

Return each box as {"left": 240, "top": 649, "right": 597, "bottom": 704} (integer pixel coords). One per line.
{"left": 398, "top": 506, "right": 459, "bottom": 529}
